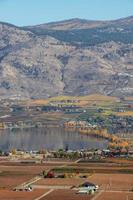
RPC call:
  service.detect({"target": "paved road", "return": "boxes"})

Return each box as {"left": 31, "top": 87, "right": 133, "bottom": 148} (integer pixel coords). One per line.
{"left": 34, "top": 189, "right": 54, "bottom": 200}
{"left": 33, "top": 185, "right": 71, "bottom": 189}
{"left": 15, "top": 176, "right": 41, "bottom": 190}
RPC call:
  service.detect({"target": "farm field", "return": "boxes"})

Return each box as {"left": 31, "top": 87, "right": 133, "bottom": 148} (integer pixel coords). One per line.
{"left": 0, "top": 175, "right": 33, "bottom": 189}
{"left": 97, "top": 191, "right": 133, "bottom": 200}
{"left": 53, "top": 165, "right": 133, "bottom": 174}
{"left": 0, "top": 160, "right": 132, "bottom": 199}
{"left": 25, "top": 94, "right": 119, "bottom": 107}
{"left": 41, "top": 189, "right": 93, "bottom": 200}
{"left": 0, "top": 162, "right": 63, "bottom": 172}
{"left": 35, "top": 177, "right": 87, "bottom": 187}
{"left": 0, "top": 164, "right": 53, "bottom": 189}
{"left": 34, "top": 173, "right": 133, "bottom": 191}
{"left": 88, "top": 173, "right": 133, "bottom": 191}
{"left": 0, "top": 189, "right": 48, "bottom": 200}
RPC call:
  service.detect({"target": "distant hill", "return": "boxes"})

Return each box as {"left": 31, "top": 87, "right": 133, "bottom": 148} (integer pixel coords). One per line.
{"left": 24, "top": 16, "right": 133, "bottom": 46}
{"left": 0, "top": 16, "right": 133, "bottom": 99}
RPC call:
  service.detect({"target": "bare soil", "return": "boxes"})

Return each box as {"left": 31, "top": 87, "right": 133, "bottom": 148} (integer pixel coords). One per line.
{"left": 35, "top": 178, "right": 86, "bottom": 187}
{"left": 88, "top": 173, "right": 133, "bottom": 190}
{"left": 0, "top": 189, "right": 48, "bottom": 200}
{"left": 41, "top": 189, "right": 93, "bottom": 200}
{"left": 98, "top": 191, "right": 133, "bottom": 200}
{"left": 0, "top": 175, "right": 33, "bottom": 189}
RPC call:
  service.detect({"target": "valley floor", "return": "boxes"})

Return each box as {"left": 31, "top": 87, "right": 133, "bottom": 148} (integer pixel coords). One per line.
{"left": 0, "top": 158, "right": 133, "bottom": 200}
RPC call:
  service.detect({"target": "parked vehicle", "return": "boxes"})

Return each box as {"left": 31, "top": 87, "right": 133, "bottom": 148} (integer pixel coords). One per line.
{"left": 13, "top": 186, "right": 33, "bottom": 192}
{"left": 77, "top": 189, "right": 90, "bottom": 194}
{"left": 79, "top": 182, "right": 99, "bottom": 191}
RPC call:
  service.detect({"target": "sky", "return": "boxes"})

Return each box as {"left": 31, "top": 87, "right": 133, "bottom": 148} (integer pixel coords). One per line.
{"left": 0, "top": 0, "right": 133, "bottom": 26}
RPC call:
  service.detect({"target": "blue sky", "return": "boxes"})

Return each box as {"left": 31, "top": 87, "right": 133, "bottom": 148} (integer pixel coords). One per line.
{"left": 0, "top": 0, "right": 133, "bottom": 26}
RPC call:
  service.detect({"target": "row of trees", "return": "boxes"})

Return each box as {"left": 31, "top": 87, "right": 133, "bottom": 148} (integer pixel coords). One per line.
{"left": 79, "top": 127, "right": 130, "bottom": 149}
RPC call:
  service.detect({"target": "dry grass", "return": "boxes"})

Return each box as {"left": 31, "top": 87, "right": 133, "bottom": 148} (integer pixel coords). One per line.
{"left": 105, "top": 158, "right": 133, "bottom": 164}
{"left": 37, "top": 112, "right": 64, "bottom": 120}
{"left": 23, "top": 94, "right": 118, "bottom": 107}
{"left": 78, "top": 94, "right": 118, "bottom": 102}
{"left": 28, "top": 99, "right": 49, "bottom": 106}
{"left": 125, "top": 96, "right": 133, "bottom": 101}
{"left": 50, "top": 94, "right": 118, "bottom": 102}
{"left": 116, "top": 111, "right": 133, "bottom": 116}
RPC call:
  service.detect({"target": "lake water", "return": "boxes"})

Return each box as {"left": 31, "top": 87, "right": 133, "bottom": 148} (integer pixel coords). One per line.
{"left": 0, "top": 127, "right": 108, "bottom": 151}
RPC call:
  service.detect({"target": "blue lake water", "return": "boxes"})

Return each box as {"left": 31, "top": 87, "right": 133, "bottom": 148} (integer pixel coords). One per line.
{"left": 0, "top": 127, "right": 108, "bottom": 151}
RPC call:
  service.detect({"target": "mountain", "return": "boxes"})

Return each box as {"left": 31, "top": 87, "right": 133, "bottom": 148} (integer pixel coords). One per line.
{"left": 0, "top": 16, "right": 133, "bottom": 99}
{"left": 25, "top": 18, "right": 108, "bottom": 31}
{"left": 24, "top": 17, "right": 133, "bottom": 46}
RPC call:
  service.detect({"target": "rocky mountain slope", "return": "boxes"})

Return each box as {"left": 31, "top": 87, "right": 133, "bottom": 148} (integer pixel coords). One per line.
{"left": 0, "top": 16, "right": 133, "bottom": 99}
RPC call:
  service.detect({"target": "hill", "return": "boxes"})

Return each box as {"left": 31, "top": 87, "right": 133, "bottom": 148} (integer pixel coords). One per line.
{"left": 0, "top": 16, "right": 133, "bottom": 99}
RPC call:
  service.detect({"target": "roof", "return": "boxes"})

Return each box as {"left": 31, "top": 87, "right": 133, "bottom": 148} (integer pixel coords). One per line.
{"left": 81, "top": 182, "right": 96, "bottom": 187}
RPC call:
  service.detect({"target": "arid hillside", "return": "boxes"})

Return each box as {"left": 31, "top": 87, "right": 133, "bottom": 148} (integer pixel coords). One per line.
{"left": 0, "top": 16, "right": 133, "bottom": 99}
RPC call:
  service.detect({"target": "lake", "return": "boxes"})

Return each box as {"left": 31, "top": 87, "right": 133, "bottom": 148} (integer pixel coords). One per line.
{"left": 0, "top": 127, "right": 108, "bottom": 151}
